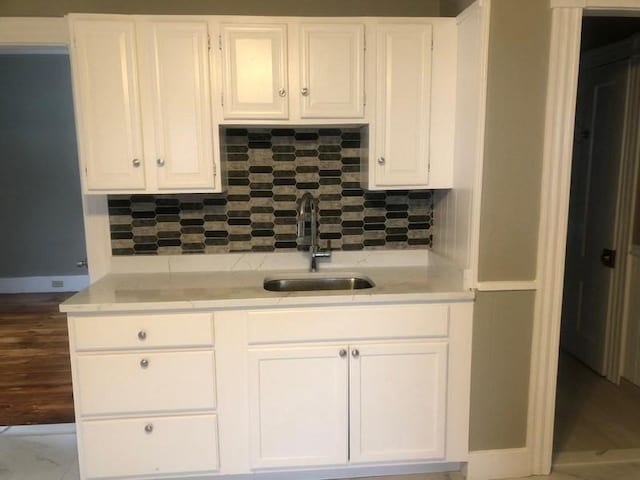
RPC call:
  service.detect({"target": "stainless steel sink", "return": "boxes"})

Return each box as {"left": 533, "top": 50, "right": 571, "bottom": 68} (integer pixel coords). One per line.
{"left": 263, "top": 273, "right": 375, "bottom": 292}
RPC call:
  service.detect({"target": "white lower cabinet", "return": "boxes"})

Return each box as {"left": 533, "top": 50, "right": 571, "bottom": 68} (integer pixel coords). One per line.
{"left": 248, "top": 340, "right": 448, "bottom": 469}
{"left": 67, "top": 312, "right": 219, "bottom": 480}
{"left": 82, "top": 414, "right": 219, "bottom": 479}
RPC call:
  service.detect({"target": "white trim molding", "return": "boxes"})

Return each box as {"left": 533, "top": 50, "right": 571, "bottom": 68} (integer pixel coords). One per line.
{"left": 528, "top": 1, "right": 640, "bottom": 477}
{"left": 476, "top": 280, "right": 537, "bottom": 292}
{"left": 465, "top": 448, "right": 531, "bottom": 480}
{"left": 0, "top": 17, "right": 68, "bottom": 45}
{"left": 0, "top": 275, "right": 90, "bottom": 294}
{"left": 528, "top": 4, "right": 583, "bottom": 477}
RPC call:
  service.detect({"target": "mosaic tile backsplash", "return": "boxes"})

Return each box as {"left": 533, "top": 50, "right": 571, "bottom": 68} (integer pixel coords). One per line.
{"left": 108, "top": 127, "right": 434, "bottom": 255}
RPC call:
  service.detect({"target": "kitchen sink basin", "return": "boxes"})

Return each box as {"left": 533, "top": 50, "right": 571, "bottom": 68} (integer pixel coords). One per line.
{"left": 263, "top": 273, "right": 375, "bottom": 292}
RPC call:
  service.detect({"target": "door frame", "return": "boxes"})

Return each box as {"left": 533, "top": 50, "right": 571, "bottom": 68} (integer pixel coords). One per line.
{"left": 0, "top": 17, "right": 112, "bottom": 282}
{"left": 530, "top": 1, "right": 640, "bottom": 475}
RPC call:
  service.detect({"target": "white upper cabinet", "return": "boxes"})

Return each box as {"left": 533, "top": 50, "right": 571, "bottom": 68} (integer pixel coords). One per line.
{"left": 363, "top": 20, "right": 456, "bottom": 190}
{"left": 299, "top": 24, "right": 365, "bottom": 119}
{"left": 71, "top": 18, "right": 146, "bottom": 191}
{"left": 142, "top": 21, "right": 216, "bottom": 190}
{"left": 69, "top": 16, "right": 220, "bottom": 194}
{"left": 217, "top": 22, "right": 366, "bottom": 122}
{"left": 221, "top": 25, "right": 288, "bottom": 119}
{"left": 374, "top": 24, "right": 432, "bottom": 188}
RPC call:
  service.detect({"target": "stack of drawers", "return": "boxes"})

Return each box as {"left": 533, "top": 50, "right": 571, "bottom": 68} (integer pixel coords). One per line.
{"left": 67, "top": 312, "right": 219, "bottom": 479}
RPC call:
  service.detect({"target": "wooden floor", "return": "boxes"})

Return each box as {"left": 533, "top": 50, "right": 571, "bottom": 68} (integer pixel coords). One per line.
{"left": 0, "top": 292, "right": 75, "bottom": 425}
{"left": 554, "top": 350, "right": 640, "bottom": 453}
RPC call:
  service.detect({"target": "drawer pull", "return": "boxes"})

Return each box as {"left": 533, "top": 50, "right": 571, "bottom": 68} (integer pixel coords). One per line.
{"left": 137, "top": 330, "right": 147, "bottom": 341}
{"left": 351, "top": 348, "right": 360, "bottom": 358}
{"left": 144, "top": 423, "right": 153, "bottom": 434}
{"left": 140, "top": 358, "right": 149, "bottom": 369}
{"left": 339, "top": 349, "right": 347, "bottom": 358}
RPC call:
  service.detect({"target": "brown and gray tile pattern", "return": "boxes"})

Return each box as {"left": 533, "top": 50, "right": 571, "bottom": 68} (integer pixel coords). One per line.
{"left": 108, "top": 128, "right": 434, "bottom": 256}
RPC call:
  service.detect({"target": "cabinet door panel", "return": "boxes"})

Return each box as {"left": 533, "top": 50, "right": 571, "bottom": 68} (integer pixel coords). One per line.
{"left": 147, "top": 21, "right": 215, "bottom": 189}
{"left": 71, "top": 19, "right": 145, "bottom": 191}
{"left": 300, "top": 24, "right": 364, "bottom": 118}
{"left": 248, "top": 345, "right": 348, "bottom": 468}
{"left": 222, "top": 25, "right": 288, "bottom": 119}
{"left": 375, "top": 25, "right": 432, "bottom": 188}
{"left": 349, "top": 342, "right": 447, "bottom": 463}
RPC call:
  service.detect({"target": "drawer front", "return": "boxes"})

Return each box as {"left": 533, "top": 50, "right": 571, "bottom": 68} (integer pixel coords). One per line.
{"left": 247, "top": 303, "right": 449, "bottom": 344}
{"left": 81, "top": 414, "right": 219, "bottom": 479}
{"left": 76, "top": 351, "right": 216, "bottom": 416}
{"left": 72, "top": 312, "right": 214, "bottom": 351}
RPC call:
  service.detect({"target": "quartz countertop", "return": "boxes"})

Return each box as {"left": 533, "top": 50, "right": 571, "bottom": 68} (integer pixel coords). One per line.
{"left": 60, "top": 265, "right": 474, "bottom": 313}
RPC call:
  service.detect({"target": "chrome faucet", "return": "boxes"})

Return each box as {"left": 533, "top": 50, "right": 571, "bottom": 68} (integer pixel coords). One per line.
{"left": 297, "top": 192, "right": 332, "bottom": 272}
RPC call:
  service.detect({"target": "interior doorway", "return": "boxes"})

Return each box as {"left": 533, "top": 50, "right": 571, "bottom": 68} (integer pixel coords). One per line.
{"left": 0, "top": 49, "right": 86, "bottom": 426}
{"left": 554, "top": 16, "right": 640, "bottom": 460}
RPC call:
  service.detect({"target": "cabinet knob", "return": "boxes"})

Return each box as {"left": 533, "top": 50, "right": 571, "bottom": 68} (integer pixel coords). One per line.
{"left": 144, "top": 423, "right": 153, "bottom": 434}
{"left": 137, "top": 330, "right": 147, "bottom": 341}
{"left": 351, "top": 348, "right": 360, "bottom": 358}
{"left": 132, "top": 158, "right": 141, "bottom": 168}
{"left": 157, "top": 158, "right": 165, "bottom": 167}
{"left": 301, "top": 87, "right": 309, "bottom": 96}
{"left": 278, "top": 88, "right": 287, "bottom": 97}
{"left": 140, "top": 358, "right": 149, "bottom": 369}
{"left": 339, "top": 348, "right": 347, "bottom": 358}
{"left": 377, "top": 157, "right": 386, "bottom": 165}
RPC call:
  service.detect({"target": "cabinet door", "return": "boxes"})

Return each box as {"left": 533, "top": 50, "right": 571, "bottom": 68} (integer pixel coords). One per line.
{"left": 71, "top": 18, "right": 145, "bottom": 191}
{"left": 248, "top": 345, "right": 348, "bottom": 468}
{"left": 349, "top": 342, "right": 448, "bottom": 463}
{"left": 374, "top": 24, "right": 432, "bottom": 188}
{"left": 221, "top": 25, "right": 288, "bottom": 119}
{"left": 145, "top": 21, "right": 216, "bottom": 190}
{"left": 299, "top": 24, "right": 365, "bottom": 118}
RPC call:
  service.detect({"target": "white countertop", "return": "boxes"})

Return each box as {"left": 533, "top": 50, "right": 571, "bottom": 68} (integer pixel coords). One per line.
{"left": 60, "top": 265, "right": 474, "bottom": 313}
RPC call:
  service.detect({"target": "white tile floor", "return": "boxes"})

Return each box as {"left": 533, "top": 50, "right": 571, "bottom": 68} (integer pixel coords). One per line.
{"left": 3, "top": 425, "right": 640, "bottom": 480}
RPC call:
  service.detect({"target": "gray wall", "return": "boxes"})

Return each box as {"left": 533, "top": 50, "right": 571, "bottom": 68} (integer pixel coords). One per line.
{"left": 0, "top": 54, "right": 86, "bottom": 277}
{"left": 0, "top": 0, "right": 441, "bottom": 17}
{"left": 469, "top": 0, "right": 551, "bottom": 450}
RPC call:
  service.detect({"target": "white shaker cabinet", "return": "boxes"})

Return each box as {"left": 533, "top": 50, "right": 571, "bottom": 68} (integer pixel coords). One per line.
{"left": 71, "top": 18, "right": 146, "bottom": 191}
{"left": 373, "top": 24, "right": 433, "bottom": 188}
{"left": 349, "top": 342, "right": 447, "bottom": 463}
{"left": 70, "top": 16, "right": 220, "bottom": 194}
{"left": 218, "top": 22, "right": 365, "bottom": 121}
{"left": 363, "top": 20, "right": 456, "bottom": 190}
{"left": 299, "top": 23, "right": 365, "bottom": 118}
{"left": 249, "top": 341, "right": 447, "bottom": 469}
{"left": 220, "top": 24, "right": 289, "bottom": 119}
{"left": 248, "top": 345, "right": 349, "bottom": 468}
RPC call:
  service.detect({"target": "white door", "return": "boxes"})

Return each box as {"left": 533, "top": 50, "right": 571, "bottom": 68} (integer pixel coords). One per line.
{"left": 299, "top": 24, "right": 365, "bottom": 118}
{"left": 143, "top": 21, "right": 216, "bottom": 190}
{"left": 562, "top": 59, "right": 629, "bottom": 374}
{"left": 349, "top": 342, "right": 448, "bottom": 463}
{"left": 248, "top": 345, "right": 348, "bottom": 469}
{"left": 374, "top": 24, "right": 432, "bottom": 188}
{"left": 221, "top": 25, "right": 288, "bottom": 119}
{"left": 71, "top": 18, "right": 145, "bottom": 191}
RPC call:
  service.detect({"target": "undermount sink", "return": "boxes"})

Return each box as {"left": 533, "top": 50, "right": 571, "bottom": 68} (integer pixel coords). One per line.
{"left": 263, "top": 273, "right": 375, "bottom": 292}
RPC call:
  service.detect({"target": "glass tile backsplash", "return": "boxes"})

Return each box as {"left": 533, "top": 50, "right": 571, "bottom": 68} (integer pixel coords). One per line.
{"left": 108, "top": 127, "right": 433, "bottom": 255}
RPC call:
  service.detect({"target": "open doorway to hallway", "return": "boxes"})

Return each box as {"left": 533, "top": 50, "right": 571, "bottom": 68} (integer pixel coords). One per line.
{"left": 0, "top": 51, "right": 87, "bottom": 426}
{"left": 555, "top": 15, "right": 640, "bottom": 463}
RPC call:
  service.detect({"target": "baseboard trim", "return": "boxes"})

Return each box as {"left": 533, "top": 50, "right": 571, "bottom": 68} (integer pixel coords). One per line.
{"left": 0, "top": 423, "right": 76, "bottom": 436}
{"left": 0, "top": 275, "right": 89, "bottom": 293}
{"left": 465, "top": 448, "right": 531, "bottom": 480}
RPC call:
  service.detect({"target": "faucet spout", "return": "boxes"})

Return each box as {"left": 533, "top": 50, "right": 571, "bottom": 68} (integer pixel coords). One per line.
{"left": 296, "top": 192, "right": 331, "bottom": 272}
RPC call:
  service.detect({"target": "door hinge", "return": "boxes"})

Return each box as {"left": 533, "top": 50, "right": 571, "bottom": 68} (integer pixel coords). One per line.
{"left": 221, "top": 93, "right": 224, "bottom": 106}
{"left": 218, "top": 34, "right": 222, "bottom": 50}
{"left": 207, "top": 35, "right": 211, "bottom": 51}
{"left": 363, "top": 91, "right": 366, "bottom": 107}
